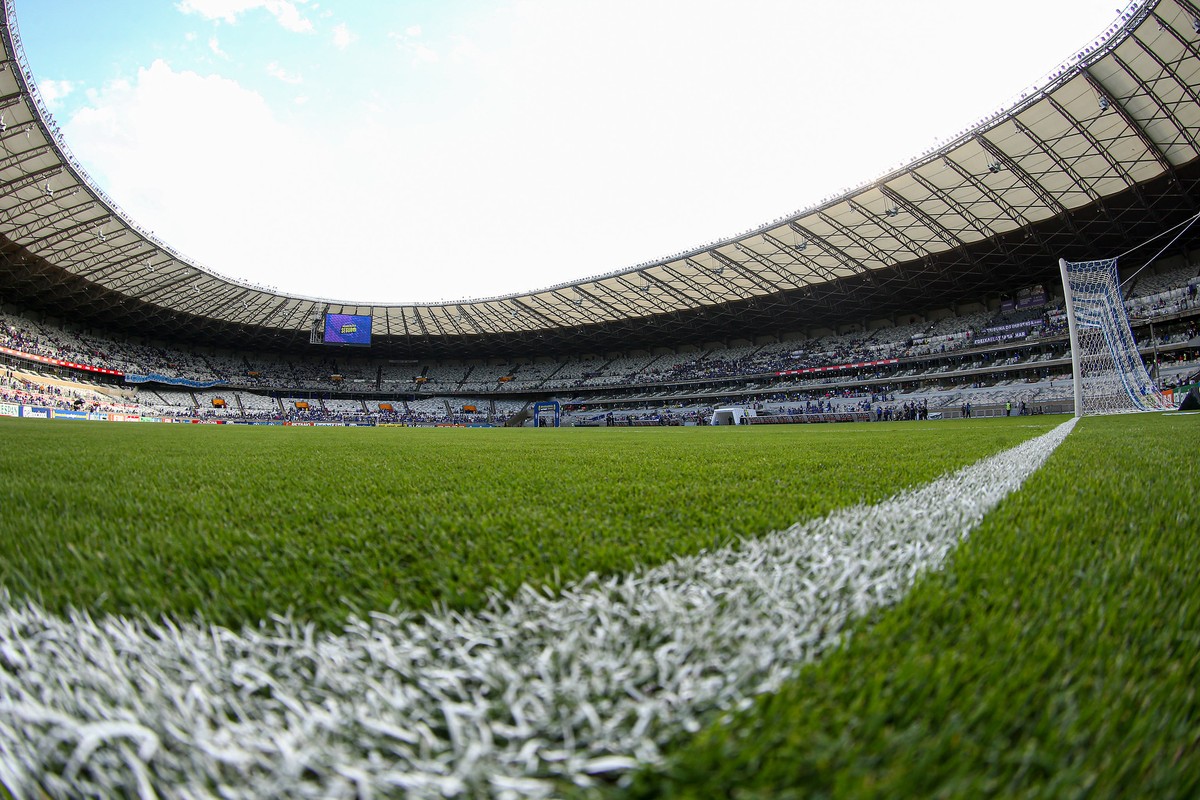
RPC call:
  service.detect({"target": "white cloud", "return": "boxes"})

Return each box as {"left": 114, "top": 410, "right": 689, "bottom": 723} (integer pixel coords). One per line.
{"left": 58, "top": 0, "right": 1128, "bottom": 303}
{"left": 331, "top": 22, "right": 356, "bottom": 50}
{"left": 266, "top": 61, "right": 303, "bottom": 84}
{"left": 176, "top": 0, "right": 313, "bottom": 33}
{"left": 61, "top": 61, "right": 325, "bottom": 290}
{"left": 38, "top": 79, "right": 74, "bottom": 110}
{"left": 389, "top": 27, "right": 438, "bottom": 65}
{"left": 207, "top": 36, "right": 228, "bottom": 58}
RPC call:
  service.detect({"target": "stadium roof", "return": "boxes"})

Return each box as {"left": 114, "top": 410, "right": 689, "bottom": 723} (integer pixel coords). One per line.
{"left": 4, "top": 0, "right": 1200, "bottom": 358}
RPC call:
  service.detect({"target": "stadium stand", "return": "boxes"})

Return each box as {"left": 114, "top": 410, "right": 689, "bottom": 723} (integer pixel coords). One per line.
{"left": 4, "top": 259, "right": 1199, "bottom": 426}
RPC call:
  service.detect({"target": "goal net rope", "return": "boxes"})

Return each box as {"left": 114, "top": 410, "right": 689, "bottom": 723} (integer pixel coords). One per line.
{"left": 1058, "top": 257, "right": 1173, "bottom": 416}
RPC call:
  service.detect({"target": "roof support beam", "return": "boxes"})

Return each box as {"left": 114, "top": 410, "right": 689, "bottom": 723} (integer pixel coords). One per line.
{"left": 0, "top": 164, "right": 63, "bottom": 197}
{"left": 760, "top": 232, "right": 841, "bottom": 284}
{"left": 1133, "top": 21, "right": 1200, "bottom": 149}
{"left": 730, "top": 242, "right": 803, "bottom": 291}
{"left": 877, "top": 185, "right": 966, "bottom": 250}
{"left": 707, "top": 248, "right": 784, "bottom": 295}
{"left": 572, "top": 284, "right": 627, "bottom": 318}
{"left": 45, "top": 227, "right": 126, "bottom": 263}
{"left": 5, "top": 200, "right": 94, "bottom": 241}
{"left": 681, "top": 258, "right": 755, "bottom": 302}
{"left": 975, "top": 134, "right": 1077, "bottom": 229}
{"left": 0, "top": 142, "right": 52, "bottom": 172}
{"left": 847, "top": 196, "right": 933, "bottom": 259}
{"left": 75, "top": 241, "right": 147, "bottom": 278}
{"left": 22, "top": 216, "right": 107, "bottom": 250}
{"left": 787, "top": 221, "right": 874, "bottom": 281}
{"left": 651, "top": 265, "right": 719, "bottom": 305}
{"left": 814, "top": 211, "right": 895, "bottom": 267}
{"left": 509, "top": 298, "right": 556, "bottom": 329}
{"left": 613, "top": 274, "right": 676, "bottom": 314}
{"left": 0, "top": 186, "right": 76, "bottom": 226}
{"left": 75, "top": 247, "right": 160, "bottom": 279}
{"left": 130, "top": 270, "right": 197, "bottom": 302}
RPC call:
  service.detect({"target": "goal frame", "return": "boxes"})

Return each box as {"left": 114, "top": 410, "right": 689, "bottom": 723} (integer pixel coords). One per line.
{"left": 1058, "top": 257, "right": 1172, "bottom": 416}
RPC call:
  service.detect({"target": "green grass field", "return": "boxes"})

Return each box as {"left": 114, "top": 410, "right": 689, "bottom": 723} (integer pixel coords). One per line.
{"left": 2, "top": 412, "right": 1197, "bottom": 797}
{"left": 598, "top": 412, "right": 1200, "bottom": 799}
{"left": 0, "top": 415, "right": 1051, "bottom": 628}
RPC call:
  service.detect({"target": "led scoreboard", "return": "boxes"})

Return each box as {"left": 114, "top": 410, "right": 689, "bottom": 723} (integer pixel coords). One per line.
{"left": 322, "top": 313, "right": 372, "bottom": 346}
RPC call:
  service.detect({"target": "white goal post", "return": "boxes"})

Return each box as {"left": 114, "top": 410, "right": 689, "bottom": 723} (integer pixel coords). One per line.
{"left": 1058, "top": 257, "right": 1173, "bottom": 416}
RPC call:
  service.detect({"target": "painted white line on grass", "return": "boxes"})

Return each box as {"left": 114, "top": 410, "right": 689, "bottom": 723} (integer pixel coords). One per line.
{"left": 0, "top": 419, "right": 1076, "bottom": 799}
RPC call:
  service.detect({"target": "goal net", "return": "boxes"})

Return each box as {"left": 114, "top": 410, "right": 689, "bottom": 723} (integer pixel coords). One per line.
{"left": 1058, "top": 257, "right": 1173, "bottom": 416}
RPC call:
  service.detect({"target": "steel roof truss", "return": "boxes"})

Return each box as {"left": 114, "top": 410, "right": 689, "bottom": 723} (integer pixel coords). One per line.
{"left": 573, "top": 284, "right": 629, "bottom": 318}
{"left": 589, "top": 278, "right": 650, "bottom": 316}
{"left": 74, "top": 245, "right": 158, "bottom": 279}
{"left": 645, "top": 266, "right": 712, "bottom": 306}
{"left": 551, "top": 288, "right": 607, "bottom": 324}
{"left": 0, "top": 142, "right": 52, "bottom": 173}
{"left": 847, "top": 196, "right": 933, "bottom": 258}
{"left": 613, "top": 274, "right": 675, "bottom": 313}
{"left": 5, "top": 199, "right": 94, "bottom": 240}
{"left": 46, "top": 227, "right": 126, "bottom": 263}
{"left": 466, "top": 304, "right": 506, "bottom": 335}
{"left": 25, "top": 215, "right": 109, "bottom": 251}
{"left": 131, "top": 270, "right": 196, "bottom": 302}
{"left": 1133, "top": 22, "right": 1200, "bottom": 148}
{"left": 878, "top": 185, "right": 967, "bottom": 250}
{"left": 729, "top": 243, "right": 803, "bottom": 291}
{"left": 814, "top": 211, "right": 896, "bottom": 267}
{"left": 0, "top": 187, "right": 74, "bottom": 226}
{"left": 525, "top": 294, "right": 572, "bottom": 328}
{"left": 510, "top": 298, "right": 556, "bottom": 329}
{"left": 681, "top": 258, "right": 754, "bottom": 302}
{"left": 760, "top": 232, "right": 841, "bottom": 285}
{"left": 975, "top": 135, "right": 1075, "bottom": 222}
{"left": 454, "top": 304, "right": 488, "bottom": 335}
{"left": 1044, "top": 93, "right": 1143, "bottom": 191}
{"left": 0, "top": 165, "right": 62, "bottom": 199}
{"left": 787, "top": 221, "right": 875, "bottom": 282}
{"left": 1088, "top": 62, "right": 1177, "bottom": 174}
{"left": 76, "top": 241, "right": 149, "bottom": 278}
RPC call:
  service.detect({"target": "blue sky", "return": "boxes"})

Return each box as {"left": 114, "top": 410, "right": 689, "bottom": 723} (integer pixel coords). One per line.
{"left": 15, "top": 1, "right": 1125, "bottom": 303}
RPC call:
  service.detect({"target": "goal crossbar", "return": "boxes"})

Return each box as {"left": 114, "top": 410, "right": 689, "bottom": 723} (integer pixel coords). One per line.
{"left": 1058, "top": 257, "right": 1172, "bottom": 416}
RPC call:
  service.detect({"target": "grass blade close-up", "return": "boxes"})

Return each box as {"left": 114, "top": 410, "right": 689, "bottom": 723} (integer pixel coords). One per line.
{"left": 0, "top": 416, "right": 1053, "bottom": 628}
{"left": 1, "top": 413, "right": 1197, "bottom": 797}
{"left": 603, "top": 412, "right": 1200, "bottom": 799}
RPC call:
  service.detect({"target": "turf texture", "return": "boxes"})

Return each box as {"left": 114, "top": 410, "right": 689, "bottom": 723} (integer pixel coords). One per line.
{"left": 0, "top": 416, "right": 1052, "bottom": 629}
{"left": 601, "top": 412, "right": 1200, "bottom": 799}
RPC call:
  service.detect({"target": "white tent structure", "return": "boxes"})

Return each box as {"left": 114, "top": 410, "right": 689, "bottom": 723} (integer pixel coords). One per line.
{"left": 710, "top": 407, "right": 756, "bottom": 426}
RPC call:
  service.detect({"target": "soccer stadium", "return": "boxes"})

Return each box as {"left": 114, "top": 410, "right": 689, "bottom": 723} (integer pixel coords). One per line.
{"left": 1, "top": 0, "right": 1199, "bottom": 797}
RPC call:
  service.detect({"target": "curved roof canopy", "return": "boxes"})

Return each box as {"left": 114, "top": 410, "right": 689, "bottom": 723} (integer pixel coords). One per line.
{"left": 3, "top": 0, "right": 1200, "bottom": 357}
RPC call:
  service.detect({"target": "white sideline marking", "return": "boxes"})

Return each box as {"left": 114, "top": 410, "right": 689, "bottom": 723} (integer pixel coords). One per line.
{"left": 0, "top": 419, "right": 1076, "bottom": 799}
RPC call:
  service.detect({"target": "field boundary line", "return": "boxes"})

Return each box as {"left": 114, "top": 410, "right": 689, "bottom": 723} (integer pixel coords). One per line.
{"left": 0, "top": 419, "right": 1076, "bottom": 799}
